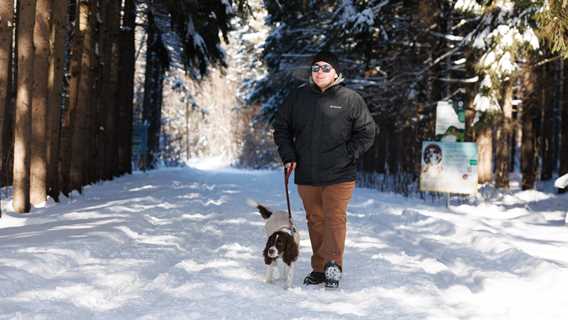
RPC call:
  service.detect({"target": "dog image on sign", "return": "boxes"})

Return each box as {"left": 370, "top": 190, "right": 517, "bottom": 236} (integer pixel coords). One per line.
{"left": 422, "top": 143, "right": 443, "bottom": 176}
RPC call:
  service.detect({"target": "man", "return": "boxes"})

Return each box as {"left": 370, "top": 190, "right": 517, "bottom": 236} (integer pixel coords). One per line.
{"left": 273, "top": 51, "right": 376, "bottom": 288}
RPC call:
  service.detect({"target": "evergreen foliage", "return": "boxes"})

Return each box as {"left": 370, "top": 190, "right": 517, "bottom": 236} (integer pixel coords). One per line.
{"left": 535, "top": 0, "right": 568, "bottom": 58}
{"left": 145, "top": 0, "right": 248, "bottom": 78}
{"left": 250, "top": 0, "right": 567, "bottom": 191}
{"left": 163, "top": 0, "right": 236, "bottom": 76}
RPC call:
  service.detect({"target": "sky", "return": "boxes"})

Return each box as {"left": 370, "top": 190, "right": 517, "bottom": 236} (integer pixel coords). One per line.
{"left": 1, "top": 158, "right": 568, "bottom": 319}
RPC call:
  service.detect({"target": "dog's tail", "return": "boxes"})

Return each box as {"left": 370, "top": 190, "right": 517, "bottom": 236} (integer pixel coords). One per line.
{"left": 246, "top": 198, "right": 272, "bottom": 219}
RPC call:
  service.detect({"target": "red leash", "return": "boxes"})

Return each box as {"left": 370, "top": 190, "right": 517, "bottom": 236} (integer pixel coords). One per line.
{"left": 284, "top": 167, "right": 293, "bottom": 223}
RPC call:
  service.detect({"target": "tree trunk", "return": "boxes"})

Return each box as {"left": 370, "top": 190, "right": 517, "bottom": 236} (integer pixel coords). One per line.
{"left": 106, "top": 0, "right": 121, "bottom": 178}
{"left": 477, "top": 121, "right": 493, "bottom": 184}
{"left": 46, "top": 0, "right": 67, "bottom": 201}
{"left": 375, "top": 123, "right": 386, "bottom": 174}
{"left": 384, "top": 122, "right": 398, "bottom": 176}
{"left": 521, "top": 63, "right": 538, "bottom": 190}
{"left": 60, "top": 1, "right": 83, "bottom": 196}
{"left": 2, "top": 1, "right": 17, "bottom": 190}
{"left": 30, "top": 0, "right": 51, "bottom": 205}
{"left": 95, "top": 0, "right": 110, "bottom": 181}
{"left": 84, "top": 0, "right": 99, "bottom": 185}
{"left": 401, "top": 125, "right": 416, "bottom": 175}
{"left": 464, "top": 48, "right": 478, "bottom": 142}
{"left": 495, "top": 79, "right": 513, "bottom": 189}
{"left": 117, "top": 0, "right": 136, "bottom": 175}
{"left": 561, "top": 60, "right": 568, "bottom": 179}
{"left": 86, "top": 0, "right": 98, "bottom": 184}
{"left": 142, "top": 10, "right": 164, "bottom": 170}
{"left": 540, "top": 62, "right": 555, "bottom": 181}
{"left": 69, "top": 0, "right": 94, "bottom": 192}
{"left": 99, "top": 0, "right": 120, "bottom": 180}
{"left": 13, "top": 0, "right": 37, "bottom": 213}
{"left": 0, "top": 0, "right": 14, "bottom": 181}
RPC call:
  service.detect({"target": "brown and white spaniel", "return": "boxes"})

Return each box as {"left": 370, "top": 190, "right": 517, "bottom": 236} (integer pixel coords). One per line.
{"left": 248, "top": 199, "right": 300, "bottom": 289}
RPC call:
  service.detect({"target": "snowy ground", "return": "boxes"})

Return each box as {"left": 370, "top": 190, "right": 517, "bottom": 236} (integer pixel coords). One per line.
{"left": 1, "top": 161, "right": 568, "bottom": 319}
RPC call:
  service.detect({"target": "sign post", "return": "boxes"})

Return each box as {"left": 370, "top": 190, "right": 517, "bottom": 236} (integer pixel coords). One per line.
{"left": 420, "top": 100, "right": 478, "bottom": 199}
{"left": 419, "top": 141, "right": 478, "bottom": 195}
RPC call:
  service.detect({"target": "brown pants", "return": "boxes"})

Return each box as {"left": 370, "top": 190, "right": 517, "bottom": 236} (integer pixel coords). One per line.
{"left": 297, "top": 181, "right": 355, "bottom": 272}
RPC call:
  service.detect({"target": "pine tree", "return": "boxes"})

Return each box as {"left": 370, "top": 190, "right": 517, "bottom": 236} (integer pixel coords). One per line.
{"left": 163, "top": 0, "right": 237, "bottom": 77}
{"left": 0, "top": 1, "right": 14, "bottom": 153}
{"left": 14, "top": 0, "right": 37, "bottom": 213}
{"left": 0, "top": 0, "right": 14, "bottom": 182}
{"left": 103, "top": 0, "right": 121, "bottom": 179}
{"left": 536, "top": 0, "right": 568, "bottom": 58}
{"left": 495, "top": 79, "right": 513, "bottom": 188}
{"left": 561, "top": 61, "right": 568, "bottom": 179}
{"left": 539, "top": 61, "right": 556, "bottom": 181}
{"left": 83, "top": 0, "right": 98, "bottom": 185}
{"left": 536, "top": 2, "right": 568, "bottom": 181}
{"left": 46, "top": 0, "right": 67, "bottom": 201}
{"left": 95, "top": 0, "right": 110, "bottom": 180}
{"left": 520, "top": 62, "right": 538, "bottom": 190}
{"left": 477, "top": 117, "right": 494, "bottom": 184}
{"left": 117, "top": 0, "right": 136, "bottom": 175}
{"left": 30, "top": 0, "right": 52, "bottom": 205}
{"left": 69, "top": 0, "right": 95, "bottom": 192}
{"left": 139, "top": 0, "right": 237, "bottom": 169}
{"left": 456, "top": 1, "right": 542, "bottom": 189}
{"left": 141, "top": 6, "right": 168, "bottom": 169}
{"left": 60, "top": 0, "right": 83, "bottom": 196}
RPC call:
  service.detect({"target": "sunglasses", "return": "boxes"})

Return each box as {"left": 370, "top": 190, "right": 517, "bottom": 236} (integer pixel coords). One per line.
{"left": 311, "top": 64, "right": 333, "bottom": 73}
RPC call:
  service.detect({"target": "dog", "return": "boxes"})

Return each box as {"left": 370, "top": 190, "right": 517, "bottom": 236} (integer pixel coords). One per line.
{"left": 247, "top": 199, "right": 300, "bottom": 289}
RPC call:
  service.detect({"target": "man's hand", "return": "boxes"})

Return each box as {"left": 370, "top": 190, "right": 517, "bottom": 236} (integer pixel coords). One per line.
{"left": 285, "top": 162, "right": 297, "bottom": 175}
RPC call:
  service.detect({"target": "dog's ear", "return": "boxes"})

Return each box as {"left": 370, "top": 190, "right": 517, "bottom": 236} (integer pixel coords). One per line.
{"left": 257, "top": 204, "right": 272, "bottom": 219}
{"left": 282, "top": 235, "right": 299, "bottom": 266}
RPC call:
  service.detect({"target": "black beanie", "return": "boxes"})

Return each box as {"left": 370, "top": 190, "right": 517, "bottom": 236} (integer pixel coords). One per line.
{"left": 311, "top": 51, "right": 341, "bottom": 74}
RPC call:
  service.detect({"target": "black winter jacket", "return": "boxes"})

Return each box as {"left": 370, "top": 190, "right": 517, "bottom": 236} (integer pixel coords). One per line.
{"left": 273, "top": 81, "right": 376, "bottom": 185}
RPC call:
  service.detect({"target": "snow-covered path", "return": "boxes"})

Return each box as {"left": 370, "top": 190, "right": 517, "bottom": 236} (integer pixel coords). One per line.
{"left": 1, "top": 165, "right": 568, "bottom": 319}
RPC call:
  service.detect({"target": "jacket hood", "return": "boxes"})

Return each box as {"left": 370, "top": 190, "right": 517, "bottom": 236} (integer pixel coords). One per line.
{"left": 305, "top": 73, "right": 345, "bottom": 92}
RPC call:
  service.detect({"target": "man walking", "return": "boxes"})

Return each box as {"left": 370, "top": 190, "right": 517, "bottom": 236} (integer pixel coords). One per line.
{"left": 273, "top": 51, "right": 376, "bottom": 288}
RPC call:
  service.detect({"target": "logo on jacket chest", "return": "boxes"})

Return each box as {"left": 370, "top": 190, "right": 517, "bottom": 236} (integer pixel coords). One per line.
{"left": 328, "top": 105, "right": 343, "bottom": 109}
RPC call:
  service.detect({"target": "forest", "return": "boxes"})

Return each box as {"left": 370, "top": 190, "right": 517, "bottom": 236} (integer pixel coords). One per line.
{"left": 1, "top": 0, "right": 567, "bottom": 213}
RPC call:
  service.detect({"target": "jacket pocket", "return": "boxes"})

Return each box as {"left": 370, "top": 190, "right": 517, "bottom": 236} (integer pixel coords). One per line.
{"left": 320, "top": 143, "right": 351, "bottom": 170}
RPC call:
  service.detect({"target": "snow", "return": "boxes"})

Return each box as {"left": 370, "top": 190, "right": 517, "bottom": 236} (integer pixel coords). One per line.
{"left": 340, "top": 0, "right": 357, "bottom": 20}
{"left": 472, "top": 27, "right": 490, "bottom": 50}
{"left": 495, "top": 0, "right": 515, "bottom": 15}
{"left": 1, "top": 161, "right": 568, "bottom": 319}
{"left": 454, "top": 0, "right": 483, "bottom": 15}
{"left": 522, "top": 27, "right": 540, "bottom": 50}
{"left": 555, "top": 174, "right": 568, "bottom": 189}
{"left": 337, "top": 1, "right": 374, "bottom": 34}
{"left": 497, "top": 51, "right": 516, "bottom": 74}
{"left": 468, "top": 6, "right": 540, "bottom": 87}
{"left": 473, "top": 84, "right": 500, "bottom": 114}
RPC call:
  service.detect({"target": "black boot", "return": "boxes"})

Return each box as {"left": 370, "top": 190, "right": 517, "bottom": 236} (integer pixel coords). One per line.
{"left": 324, "top": 261, "right": 342, "bottom": 289}
{"left": 303, "top": 271, "right": 325, "bottom": 285}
